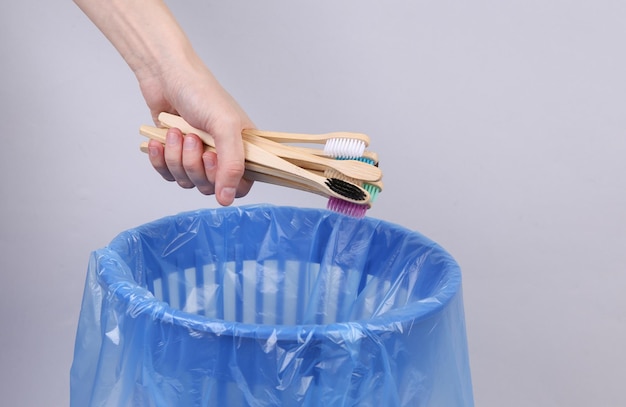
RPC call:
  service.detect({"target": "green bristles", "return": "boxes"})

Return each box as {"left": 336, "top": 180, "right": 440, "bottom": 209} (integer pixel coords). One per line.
{"left": 363, "top": 183, "right": 380, "bottom": 203}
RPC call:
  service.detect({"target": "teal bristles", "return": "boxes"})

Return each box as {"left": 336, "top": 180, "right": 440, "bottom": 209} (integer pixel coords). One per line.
{"left": 362, "top": 183, "right": 380, "bottom": 202}
{"left": 337, "top": 156, "right": 377, "bottom": 166}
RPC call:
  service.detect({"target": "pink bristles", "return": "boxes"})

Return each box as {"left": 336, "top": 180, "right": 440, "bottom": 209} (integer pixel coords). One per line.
{"left": 327, "top": 197, "right": 368, "bottom": 218}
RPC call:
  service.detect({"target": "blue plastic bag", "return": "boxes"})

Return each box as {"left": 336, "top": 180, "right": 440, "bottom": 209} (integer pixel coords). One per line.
{"left": 70, "top": 205, "right": 474, "bottom": 406}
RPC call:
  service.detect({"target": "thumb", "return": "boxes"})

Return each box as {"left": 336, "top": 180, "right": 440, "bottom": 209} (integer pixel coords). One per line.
{"left": 213, "top": 125, "right": 246, "bottom": 206}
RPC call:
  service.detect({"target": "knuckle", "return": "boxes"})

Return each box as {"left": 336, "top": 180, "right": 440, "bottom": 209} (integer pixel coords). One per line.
{"left": 206, "top": 112, "right": 241, "bottom": 135}
{"left": 221, "top": 162, "right": 246, "bottom": 180}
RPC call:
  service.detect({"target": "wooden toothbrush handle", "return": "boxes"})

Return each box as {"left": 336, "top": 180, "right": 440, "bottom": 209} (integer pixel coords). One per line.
{"left": 154, "top": 114, "right": 371, "bottom": 204}
{"left": 140, "top": 124, "right": 370, "bottom": 205}
{"left": 139, "top": 140, "right": 324, "bottom": 196}
{"left": 244, "top": 165, "right": 327, "bottom": 197}
{"left": 242, "top": 133, "right": 382, "bottom": 182}
{"left": 156, "top": 114, "right": 380, "bottom": 182}
{"left": 242, "top": 128, "right": 370, "bottom": 146}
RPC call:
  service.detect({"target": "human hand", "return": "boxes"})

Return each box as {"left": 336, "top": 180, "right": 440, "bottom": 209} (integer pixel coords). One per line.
{"left": 73, "top": 0, "right": 252, "bottom": 205}
{"left": 138, "top": 60, "right": 254, "bottom": 206}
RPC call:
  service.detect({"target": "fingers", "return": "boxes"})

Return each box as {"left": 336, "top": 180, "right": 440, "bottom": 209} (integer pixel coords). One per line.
{"left": 147, "top": 139, "right": 175, "bottom": 182}
{"left": 182, "top": 133, "right": 216, "bottom": 195}
{"left": 148, "top": 128, "right": 206, "bottom": 189}
{"left": 147, "top": 127, "right": 252, "bottom": 200}
{"left": 163, "top": 128, "right": 195, "bottom": 189}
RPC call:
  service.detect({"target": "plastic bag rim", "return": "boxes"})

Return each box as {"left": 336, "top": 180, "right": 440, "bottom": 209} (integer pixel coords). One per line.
{"left": 94, "top": 204, "right": 463, "bottom": 341}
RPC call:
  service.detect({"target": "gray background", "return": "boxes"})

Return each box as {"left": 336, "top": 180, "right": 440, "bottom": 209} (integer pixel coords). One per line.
{"left": 1, "top": 1, "right": 624, "bottom": 405}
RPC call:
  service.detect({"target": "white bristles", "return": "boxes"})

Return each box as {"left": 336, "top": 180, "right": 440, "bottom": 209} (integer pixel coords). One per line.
{"left": 323, "top": 138, "right": 366, "bottom": 159}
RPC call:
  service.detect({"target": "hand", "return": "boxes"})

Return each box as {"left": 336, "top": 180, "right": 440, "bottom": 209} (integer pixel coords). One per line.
{"left": 72, "top": 0, "right": 254, "bottom": 206}
{"left": 139, "top": 61, "right": 254, "bottom": 206}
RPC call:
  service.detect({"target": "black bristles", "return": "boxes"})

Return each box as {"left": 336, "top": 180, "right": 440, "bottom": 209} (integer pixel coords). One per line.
{"left": 325, "top": 178, "right": 367, "bottom": 201}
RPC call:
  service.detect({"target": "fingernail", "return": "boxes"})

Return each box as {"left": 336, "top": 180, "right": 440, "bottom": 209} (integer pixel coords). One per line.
{"left": 183, "top": 136, "right": 196, "bottom": 150}
{"left": 148, "top": 146, "right": 159, "bottom": 157}
{"left": 221, "top": 187, "right": 236, "bottom": 204}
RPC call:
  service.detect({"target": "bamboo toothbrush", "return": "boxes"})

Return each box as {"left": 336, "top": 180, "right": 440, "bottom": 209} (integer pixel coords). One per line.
{"left": 253, "top": 142, "right": 379, "bottom": 164}
{"left": 241, "top": 132, "right": 381, "bottom": 182}
{"left": 241, "top": 124, "right": 381, "bottom": 199}
{"left": 242, "top": 128, "right": 369, "bottom": 158}
{"left": 157, "top": 113, "right": 381, "bottom": 182}
{"left": 139, "top": 124, "right": 372, "bottom": 207}
{"left": 143, "top": 114, "right": 379, "bottom": 212}
{"left": 289, "top": 145, "right": 380, "bottom": 164}
{"left": 257, "top": 139, "right": 382, "bottom": 200}
{"left": 158, "top": 112, "right": 370, "bottom": 158}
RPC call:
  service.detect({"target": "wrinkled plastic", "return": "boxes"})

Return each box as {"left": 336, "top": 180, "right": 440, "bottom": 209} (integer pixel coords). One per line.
{"left": 70, "top": 205, "right": 474, "bottom": 407}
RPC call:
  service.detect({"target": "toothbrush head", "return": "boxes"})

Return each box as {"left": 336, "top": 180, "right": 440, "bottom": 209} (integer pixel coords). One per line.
{"left": 323, "top": 138, "right": 366, "bottom": 159}
{"left": 324, "top": 178, "right": 368, "bottom": 202}
{"left": 327, "top": 197, "right": 368, "bottom": 218}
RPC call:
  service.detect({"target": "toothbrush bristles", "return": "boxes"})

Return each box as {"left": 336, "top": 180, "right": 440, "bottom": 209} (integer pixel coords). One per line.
{"left": 327, "top": 197, "right": 368, "bottom": 218}
{"left": 337, "top": 156, "right": 378, "bottom": 166}
{"left": 363, "top": 184, "right": 380, "bottom": 202}
{"left": 325, "top": 178, "right": 367, "bottom": 201}
{"left": 324, "top": 138, "right": 366, "bottom": 158}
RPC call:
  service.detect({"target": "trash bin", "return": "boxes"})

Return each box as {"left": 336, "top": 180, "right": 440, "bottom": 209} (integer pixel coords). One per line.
{"left": 70, "top": 205, "right": 474, "bottom": 407}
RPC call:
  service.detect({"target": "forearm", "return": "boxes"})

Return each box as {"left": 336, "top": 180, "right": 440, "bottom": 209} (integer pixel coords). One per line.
{"left": 75, "top": 0, "right": 252, "bottom": 206}
{"left": 73, "top": 0, "right": 198, "bottom": 81}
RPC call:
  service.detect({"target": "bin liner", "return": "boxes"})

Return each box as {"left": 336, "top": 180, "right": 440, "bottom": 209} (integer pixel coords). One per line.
{"left": 70, "top": 205, "right": 474, "bottom": 407}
